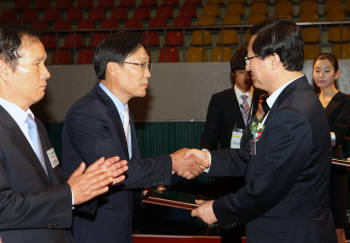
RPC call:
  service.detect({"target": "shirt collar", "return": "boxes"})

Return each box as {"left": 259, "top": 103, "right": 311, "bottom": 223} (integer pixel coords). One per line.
{"left": 234, "top": 84, "right": 253, "bottom": 99}
{"left": 0, "top": 97, "right": 34, "bottom": 127}
{"left": 99, "top": 82, "right": 128, "bottom": 116}
{"left": 266, "top": 75, "right": 304, "bottom": 109}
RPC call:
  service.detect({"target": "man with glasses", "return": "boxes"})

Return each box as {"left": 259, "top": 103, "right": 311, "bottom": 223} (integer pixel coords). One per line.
{"left": 61, "top": 31, "right": 203, "bottom": 243}
{"left": 186, "top": 19, "right": 337, "bottom": 242}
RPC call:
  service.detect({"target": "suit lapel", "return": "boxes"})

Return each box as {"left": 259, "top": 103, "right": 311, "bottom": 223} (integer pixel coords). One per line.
{"left": 129, "top": 112, "right": 140, "bottom": 159}
{"left": 231, "top": 90, "right": 246, "bottom": 127}
{"left": 0, "top": 107, "right": 51, "bottom": 184}
{"left": 325, "top": 92, "right": 341, "bottom": 117}
{"left": 95, "top": 85, "right": 129, "bottom": 157}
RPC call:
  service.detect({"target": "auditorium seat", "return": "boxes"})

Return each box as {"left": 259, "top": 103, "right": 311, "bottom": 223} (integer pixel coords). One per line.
{"left": 187, "top": 47, "right": 208, "bottom": 62}
{"left": 173, "top": 16, "right": 191, "bottom": 26}
{"left": 144, "top": 31, "right": 160, "bottom": 46}
{"left": 156, "top": 6, "right": 173, "bottom": 18}
{"left": 98, "top": 0, "right": 115, "bottom": 8}
{"left": 191, "top": 30, "right": 211, "bottom": 45}
{"left": 250, "top": 2, "right": 268, "bottom": 16}
{"left": 325, "top": 0, "right": 343, "bottom": 14}
{"left": 299, "top": 12, "right": 318, "bottom": 22}
{"left": 21, "top": 9, "right": 39, "bottom": 22}
{"left": 111, "top": 8, "right": 128, "bottom": 20}
{"left": 222, "top": 14, "right": 240, "bottom": 25}
{"left": 207, "top": 0, "right": 225, "bottom": 5}
{"left": 77, "top": 0, "right": 94, "bottom": 8}
{"left": 197, "top": 15, "right": 216, "bottom": 26}
{"left": 274, "top": 11, "right": 292, "bottom": 20}
{"left": 56, "top": 0, "right": 73, "bottom": 9}
{"left": 149, "top": 17, "right": 167, "bottom": 27}
{"left": 162, "top": 0, "right": 179, "bottom": 6}
{"left": 32, "top": 20, "right": 49, "bottom": 31}
{"left": 159, "top": 47, "right": 180, "bottom": 62}
{"left": 228, "top": 0, "right": 245, "bottom": 3}
{"left": 35, "top": 0, "right": 51, "bottom": 9}
{"left": 333, "top": 43, "right": 350, "bottom": 59}
{"left": 66, "top": 8, "right": 83, "bottom": 21}
{"left": 125, "top": 18, "right": 143, "bottom": 28}
{"left": 226, "top": 3, "right": 244, "bottom": 16}
{"left": 304, "top": 44, "right": 320, "bottom": 60}
{"left": 179, "top": 4, "right": 197, "bottom": 18}
{"left": 185, "top": 0, "right": 202, "bottom": 5}
{"left": 64, "top": 33, "right": 84, "bottom": 49}
{"left": 88, "top": 7, "right": 106, "bottom": 21}
{"left": 15, "top": 0, "right": 31, "bottom": 9}
{"left": 202, "top": 3, "right": 220, "bottom": 17}
{"left": 101, "top": 19, "right": 119, "bottom": 29}
{"left": 41, "top": 34, "right": 57, "bottom": 49}
{"left": 44, "top": 8, "right": 61, "bottom": 22}
{"left": 119, "top": 0, "right": 137, "bottom": 8}
{"left": 78, "top": 49, "right": 95, "bottom": 64}
{"left": 1, "top": 9, "right": 18, "bottom": 22}
{"left": 301, "top": 27, "right": 320, "bottom": 43}
{"left": 52, "top": 50, "right": 73, "bottom": 64}
{"left": 140, "top": 0, "right": 158, "bottom": 7}
{"left": 326, "top": 11, "right": 346, "bottom": 21}
{"left": 77, "top": 19, "right": 96, "bottom": 29}
{"left": 248, "top": 14, "right": 266, "bottom": 24}
{"left": 166, "top": 31, "right": 184, "bottom": 46}
{"left": 211, "top": 46, "right": 232, "bottom": 62}
{"left": 275, "top": 0, "right": 292, "bottom": 15}
{"left": 53, "top": 20, "right": 71, "bottom": 31}
{"left": 299, "top": 0, "right": 318, "bottom": 14}
{"left": 328, "top": 26, "right": 350, "bottom": 43}
{"left": 218, "top": 29, "right": 238, "bottom": 45}
{"left": 134, "top": 7, "right": 151, "bottom": 19}
{"left": 90, "top": 33, "right": 108, "bottom": 47}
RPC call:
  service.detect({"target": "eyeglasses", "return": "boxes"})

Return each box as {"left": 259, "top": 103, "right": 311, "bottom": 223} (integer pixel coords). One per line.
{"left": 244, "top": 55, "right": 260, "bottom": 65}
{"left": 122, "top": 61, "right": 152, "bottom": 71}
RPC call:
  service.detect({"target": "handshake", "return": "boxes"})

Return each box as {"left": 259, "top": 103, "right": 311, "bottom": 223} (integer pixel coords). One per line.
{"left": 170, "top": 148, "right": 211, "bottom": 179}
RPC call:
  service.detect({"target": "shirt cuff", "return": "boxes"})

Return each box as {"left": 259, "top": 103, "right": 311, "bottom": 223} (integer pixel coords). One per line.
{"left": 201, "top": 148, "right": 212, "bottom": 173}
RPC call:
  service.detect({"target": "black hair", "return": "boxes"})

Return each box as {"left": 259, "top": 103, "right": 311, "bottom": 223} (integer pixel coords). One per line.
{"left": 250, "top": 18, "right": 304, "bottom": 71}
{"left": 230, "top": 46, "right": 247, "bottom": 73}
{"left": 93, "top": 31, "right": 144, "bottom": 80}
{"left": 0, "top": 24, "right": 40, "bottom": 71}
{"left": 312, "top": 53, "right": 339, "bottom": 94}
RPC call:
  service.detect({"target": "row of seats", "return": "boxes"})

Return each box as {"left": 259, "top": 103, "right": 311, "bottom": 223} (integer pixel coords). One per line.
{"left": 5, "top": 0, "right": 350, "bottom": 25}
{"left": 47, "top": 42, "right": 350, "bottom": 65}
{"left": 39, "top": 25, "right": 350, "bottom": 52}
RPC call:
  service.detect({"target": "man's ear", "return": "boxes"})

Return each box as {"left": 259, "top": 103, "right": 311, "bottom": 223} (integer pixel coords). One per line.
{"left": 0, "top": 60, "right": 11, "bottom": 82}
{"left": 106, "top": 62, "right": 119, "bottom": 77}
{"left": 269, "top": 53, "right": 281, "bottom": 71}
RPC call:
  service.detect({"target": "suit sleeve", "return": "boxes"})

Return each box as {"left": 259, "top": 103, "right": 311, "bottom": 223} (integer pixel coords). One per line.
{"left": 0, "top": 160, "right": 72, "bottom": 230}
{"left": 201, "top": 94, "right": 220, "bottom": 150}
{"left": 208, "top": 149, "right": 248, "bottom": 177}
{"left": 65, "top": 105, "right": 172, "bottom": 189}
{"left": 212, "top": 108, "right": 313, "bottom": 226}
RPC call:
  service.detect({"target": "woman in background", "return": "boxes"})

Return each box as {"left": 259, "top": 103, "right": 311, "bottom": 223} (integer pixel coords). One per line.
{"left": 313, "top": 53, "right": 350, "bottom": 243}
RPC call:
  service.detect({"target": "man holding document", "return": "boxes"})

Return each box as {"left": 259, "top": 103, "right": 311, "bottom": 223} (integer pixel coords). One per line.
{"left": 187, "top": 19, "right": 337, "bottom": 243}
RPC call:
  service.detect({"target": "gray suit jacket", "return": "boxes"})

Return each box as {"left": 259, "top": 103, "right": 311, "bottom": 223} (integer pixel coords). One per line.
{"left": 0, "top": 106, "right": 72, "bottom": 243}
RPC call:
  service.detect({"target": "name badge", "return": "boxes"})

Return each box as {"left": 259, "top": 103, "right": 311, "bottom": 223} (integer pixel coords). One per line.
{"left": 46, "top": 148, "right": 59, "bottom": 168}
{"left": 230, "top": 128, "right": 243, "bottom": 149}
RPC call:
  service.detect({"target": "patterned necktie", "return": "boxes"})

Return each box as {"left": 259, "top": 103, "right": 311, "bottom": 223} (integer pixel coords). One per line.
{"left": 241, "top": 94, "right": 250, "bottom": 126}
{"left": 26, "top": 114, "right": 48, "bottom": 175}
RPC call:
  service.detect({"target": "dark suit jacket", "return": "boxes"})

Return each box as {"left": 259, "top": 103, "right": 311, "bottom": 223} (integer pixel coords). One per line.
{"left": 61, "top": 85, "right": 172, "bottom": 243}
{"left": 208, "top": 77, "right": 337, "bottom": 243}
{"left": 325, "top": 92, "right": 350, "bottom": 227}
{"left": 201, "top": 88, "right": 265, "bottom": 150}
{"left": 0, "top": 107, "right": 72, "bottom": 243}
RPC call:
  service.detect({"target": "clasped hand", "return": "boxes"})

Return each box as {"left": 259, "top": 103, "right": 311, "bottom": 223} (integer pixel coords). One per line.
{"left": 170, "top": 148, "right": 210, "bottom": 179}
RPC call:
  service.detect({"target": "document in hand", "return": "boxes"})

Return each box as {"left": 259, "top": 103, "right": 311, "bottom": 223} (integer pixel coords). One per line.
{"left": 142, "top": 189, "right": 208, "bottom": 210}
{"left": 331, "top": 158, "right": 350, "bottom": 167}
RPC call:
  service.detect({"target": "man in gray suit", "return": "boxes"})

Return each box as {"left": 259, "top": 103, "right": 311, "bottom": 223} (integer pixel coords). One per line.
{"left": 0, "top": 24, "right": 128, "bottom": 243}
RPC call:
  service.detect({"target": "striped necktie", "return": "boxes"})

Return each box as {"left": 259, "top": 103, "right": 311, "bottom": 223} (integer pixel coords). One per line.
{"left": 241, "top": 94, "right": 250, "bottom": 126}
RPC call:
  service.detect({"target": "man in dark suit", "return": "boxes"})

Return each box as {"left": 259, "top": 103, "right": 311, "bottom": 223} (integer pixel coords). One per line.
{"left": 187, "top": 19, "right": 337, "bottom": 242}
{"left": 61, "top": 31, "right": 202, "bottom": 243}
{"left": 201, "top": 46, "right": 265, "bottom": 243}
{"left": 0, "top": 25, "right": 128, "bottom": 243}
{"left": 201, "top": 46, "right": 264, "bottom": 151}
